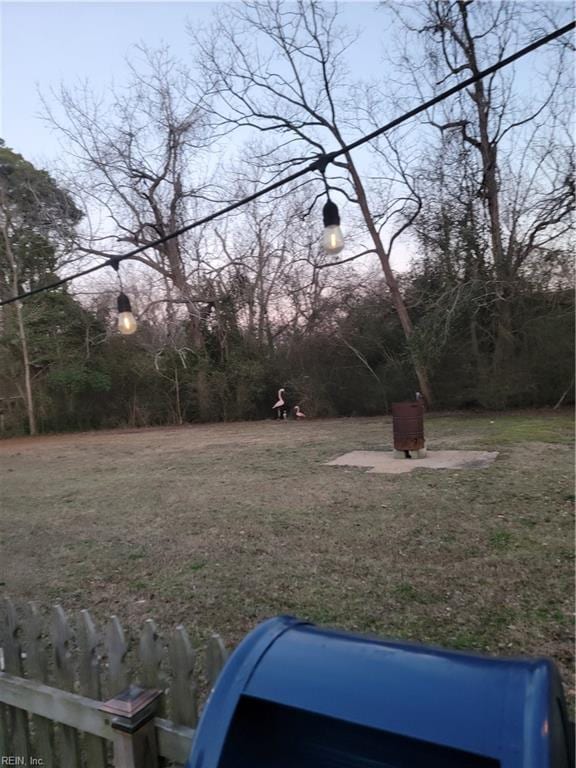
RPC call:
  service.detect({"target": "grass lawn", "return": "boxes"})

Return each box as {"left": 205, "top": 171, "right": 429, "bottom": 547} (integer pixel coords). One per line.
{"left": 0, "top": 410, "right": 574, "bottom": 697}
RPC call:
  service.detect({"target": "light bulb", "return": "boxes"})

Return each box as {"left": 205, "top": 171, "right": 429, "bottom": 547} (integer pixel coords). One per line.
{"left": 118, "top": 311, "right": 137, "bottom": 335}
{"left": 322, "top": 224, "right": 344, "bottom": 254}
{"left": 322, "top": 199, "right": 344, "bottom": 254}
{"left": 117, "top": 292, "right": 137, "bottom": 335}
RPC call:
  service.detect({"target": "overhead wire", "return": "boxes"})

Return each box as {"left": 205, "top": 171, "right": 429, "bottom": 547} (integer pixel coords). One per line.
{"left": 1, "top": 19, "right": 573, "bottom": 308}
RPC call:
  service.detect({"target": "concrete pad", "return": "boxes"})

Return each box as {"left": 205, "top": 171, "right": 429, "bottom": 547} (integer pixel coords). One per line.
{"left": 325, "top": 450, "right": 499, "bottom": 474}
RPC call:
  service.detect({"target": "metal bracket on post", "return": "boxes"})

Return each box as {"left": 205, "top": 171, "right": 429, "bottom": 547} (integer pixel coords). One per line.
{"left": 99, "top": 685, "right": 162, "bottom": 768}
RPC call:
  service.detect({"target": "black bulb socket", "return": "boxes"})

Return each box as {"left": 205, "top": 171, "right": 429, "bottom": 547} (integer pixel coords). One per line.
{"left": 117, "top": 292, "right": 132, "bottom": 313}
{"left": 322, "top": 200, "right": 340, "bottom": 227}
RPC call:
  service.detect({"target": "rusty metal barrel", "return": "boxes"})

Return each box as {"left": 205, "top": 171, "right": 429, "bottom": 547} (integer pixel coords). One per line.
{"left": 391, "top": 401, "right": 425, "bottom": 452}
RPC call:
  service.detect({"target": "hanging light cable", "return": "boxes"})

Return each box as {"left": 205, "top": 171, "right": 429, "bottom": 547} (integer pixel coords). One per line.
{"left": 111, "top": 259, "right": 137, "bottom": 335}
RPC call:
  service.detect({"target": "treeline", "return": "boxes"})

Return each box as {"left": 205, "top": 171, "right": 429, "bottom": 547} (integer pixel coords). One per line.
{"left": 1, "top": 1, "right": 574, "bottom": 435}
{"left": 1, "top": 269, "right": 572, "bottom": 436}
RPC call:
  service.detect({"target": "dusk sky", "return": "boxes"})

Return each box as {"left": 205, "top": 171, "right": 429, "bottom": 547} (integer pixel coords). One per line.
{"left": 3, "top": 1, "right": 570, "bottom": 165}
{"left": 2, "top": 1, "right": 393, "bottom": 167}
{"left": 1, "top": 0, "right": 572, "bottom": 275}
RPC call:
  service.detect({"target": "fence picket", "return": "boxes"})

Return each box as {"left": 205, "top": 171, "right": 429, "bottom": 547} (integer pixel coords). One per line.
{"left": 139, "top": 618, "right": 167, "bottom": 718}
{"left": 0, "top": 699, "right": 7, "bottom": 756}
{"left": 52, "top": 605, "right": 80, "bottom": 768}
{"left": 4, "top": 598, "right": 31, "bottom": 761}
{"left": 25, "top": 603, "right": 55, "bottom": 768}
{"left": 0, "top": 599, "right": 12, "bottom": 754}
{"left": 78, "top": 609, "right": 108, "bottom": 768}
{"left": 205, "top": 634, "right": 228, "bottom": 691}
{"left": 106, "top": 615, "right": 128, "bottom": 696}
{"left": 168, "top": 625, "right": 197, "bottom": 727}
{"left": 0, "top": 600, "right": 10, "bottom": 759}
{"left": 0, "top": 702, "right": 7, "bottom": 756}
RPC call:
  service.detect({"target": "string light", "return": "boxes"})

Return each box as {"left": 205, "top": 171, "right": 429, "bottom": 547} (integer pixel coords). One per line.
{"left": 317, "top": 156, "right": 345, "bottom": 254}
{"left": 0, "top": 19, "right": 572, "bottom": 309}
{"left": 117, "top": 293, "right": 138, "bottom": 335}
{"left": 322, "top": 199, "right": 344, "bottom": 254}
{"left": 111, "top": 259, "right": 137, "bottom": 335}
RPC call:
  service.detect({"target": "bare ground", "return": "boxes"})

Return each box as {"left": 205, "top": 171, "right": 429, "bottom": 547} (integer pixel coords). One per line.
{"left": 0, "top": 411, "right": 573, "bottom": 695}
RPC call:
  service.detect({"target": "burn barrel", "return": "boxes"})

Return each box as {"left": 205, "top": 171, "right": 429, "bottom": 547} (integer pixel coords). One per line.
{"left": 391, "top": 401, "right": 425, "bottom": 452}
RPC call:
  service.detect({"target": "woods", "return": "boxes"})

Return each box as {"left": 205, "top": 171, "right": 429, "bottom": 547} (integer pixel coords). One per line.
{"left": 0, "top": 1, "right": 573, "bottom": 436}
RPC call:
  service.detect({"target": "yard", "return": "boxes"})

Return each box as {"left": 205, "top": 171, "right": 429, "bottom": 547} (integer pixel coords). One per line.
{"left": 0, "top": 411, "right": 573, "bottom": 695}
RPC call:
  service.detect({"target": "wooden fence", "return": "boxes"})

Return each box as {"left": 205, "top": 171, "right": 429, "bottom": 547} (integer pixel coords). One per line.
{"left": 0, "top": 598, "right": 229, "bottom": 767}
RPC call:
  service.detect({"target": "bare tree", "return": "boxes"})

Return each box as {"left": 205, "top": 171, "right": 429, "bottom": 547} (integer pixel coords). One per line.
{"left": 208, "top": 185, "right": 335, "bottom": 351}
{"left": 193, "top": 0, "right": 432, "bottom": 402}
{"left": 384, "top": 0, "right": 574, "bottom": 370}
{"left": 43, "top": 45, "right": 220, "bottom": 350}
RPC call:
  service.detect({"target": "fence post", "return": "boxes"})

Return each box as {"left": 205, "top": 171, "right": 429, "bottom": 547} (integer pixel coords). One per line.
{"left": 100, "top": 684, "right": 163, "bottom": 768}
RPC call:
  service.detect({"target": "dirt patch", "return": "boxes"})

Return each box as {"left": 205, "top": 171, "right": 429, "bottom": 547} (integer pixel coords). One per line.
{"left": 0, "top": 412, "right": 574, "bottom": 700}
